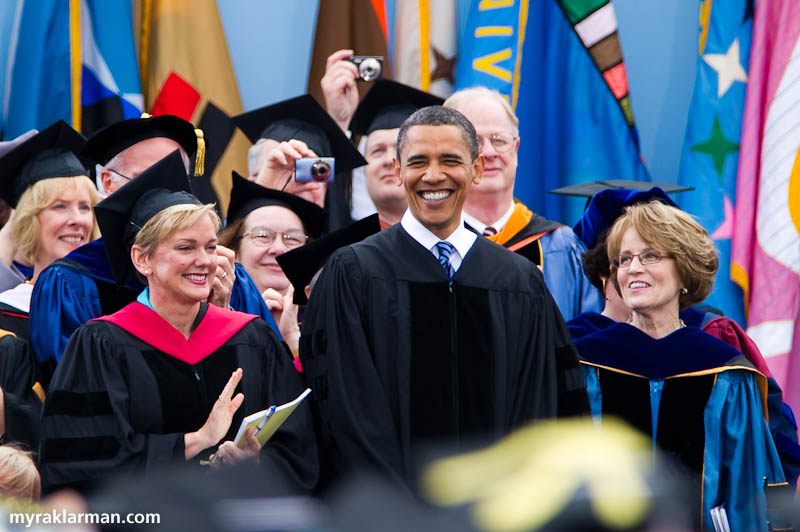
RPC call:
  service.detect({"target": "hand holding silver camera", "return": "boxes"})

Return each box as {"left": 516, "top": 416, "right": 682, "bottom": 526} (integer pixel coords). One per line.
{"left": 295, "top": 157, "right": 335, "bottom": 183}
{"left": 347, "top": 56, "right": 384, "bottom": 81}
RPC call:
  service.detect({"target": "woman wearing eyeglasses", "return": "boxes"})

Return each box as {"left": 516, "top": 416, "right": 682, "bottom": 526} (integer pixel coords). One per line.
{"left": 220, "top": 173, "right": 327, "bottom": 354}
{"left": 573, "top": 200, "right": 785, "bottom": 531}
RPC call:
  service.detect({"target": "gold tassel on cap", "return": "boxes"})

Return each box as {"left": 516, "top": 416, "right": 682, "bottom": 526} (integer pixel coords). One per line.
{"left": 194, "top": 128, "right": 205, "bottom": 176}
{"left": 140, "top": 112, "right": 151, "bottom": 119}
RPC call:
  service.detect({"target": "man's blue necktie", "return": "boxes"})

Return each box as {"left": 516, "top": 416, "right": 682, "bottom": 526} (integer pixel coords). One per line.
{"left": 435, "top": 241, "right": 455, "bottom": 283}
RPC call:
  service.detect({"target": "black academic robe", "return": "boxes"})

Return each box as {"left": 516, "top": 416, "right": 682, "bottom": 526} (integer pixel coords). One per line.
{"left": 500, "top": 211, "right": 561, "bottom": 266}
{"left": 0, "top": 333, "right": 41, "bottom": 450}
{"left": 0, "top": 302, "right": 29, "bottom": 339}
{"left": 300, "top": 224, "right": 588, "bottom": 491}
{"left": 40, "top": 302, "right": 318, "bottom": 496}
{"left": 576, "top": 323, "right": 785, "bottom": 530}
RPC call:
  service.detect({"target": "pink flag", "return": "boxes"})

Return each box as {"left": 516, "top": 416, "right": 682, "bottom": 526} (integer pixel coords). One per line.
{"left": 732, "top": 1, "right": 800, "bottom": 414}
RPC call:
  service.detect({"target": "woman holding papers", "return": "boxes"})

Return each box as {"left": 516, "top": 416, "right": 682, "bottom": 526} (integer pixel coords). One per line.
{"left": 39, "top": 152, "right": 317, "bottom": 495}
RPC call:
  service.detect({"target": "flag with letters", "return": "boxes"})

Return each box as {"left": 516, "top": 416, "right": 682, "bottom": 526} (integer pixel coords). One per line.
{"left": 454, "top": 0, "right": 648, "bottom": 224}
{"left": 2, "top": 0, "right": 142, "bottom": 138}
{"left": 731, "top": 0, "right": 800, "bottom": 413}
{"left": 676, "top": 0, "right": 751, "bottom": 325}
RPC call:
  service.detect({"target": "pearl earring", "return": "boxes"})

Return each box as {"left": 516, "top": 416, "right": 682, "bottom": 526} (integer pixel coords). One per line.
{"left": 681, "top": 288, "right": 688, "bottom": 294}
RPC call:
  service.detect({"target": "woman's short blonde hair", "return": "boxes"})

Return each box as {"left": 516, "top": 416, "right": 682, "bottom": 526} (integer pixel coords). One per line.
{"left": 0, "top": 445, "right": 40, "bottom": 500}
{"left": 134, "top": 203, "right": 220, "bottom": 258}
{"left": 13, "top": 176, "right": 101, "bottom": 263}
{"left": 606, "top": 201, "right": 718, "bottom": 309}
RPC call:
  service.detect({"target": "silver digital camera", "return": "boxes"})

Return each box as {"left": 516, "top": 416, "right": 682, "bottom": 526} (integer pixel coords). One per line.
{"left": 295, "top": 157, "right": 335, "bottom": 183}
{"left": 347, "top": 56, "right": 384, "bottom": 81}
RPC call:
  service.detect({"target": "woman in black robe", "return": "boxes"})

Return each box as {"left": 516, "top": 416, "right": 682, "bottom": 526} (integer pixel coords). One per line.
{"left": 39, "top": 152, "right": 317, "bottom": 495}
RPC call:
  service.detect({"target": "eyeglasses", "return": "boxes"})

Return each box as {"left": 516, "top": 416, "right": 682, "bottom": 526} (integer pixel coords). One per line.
{"left": 612, "top": 251, "right": 668, "bottom": 269}
{"left": 477, "top": 133, "right": 517, "bottom": 153}
{"left": 241, "top": 228, "right": 308, "bottom": 248}
{"left": 108, "top": 168, "right": 134, "bottom": 182}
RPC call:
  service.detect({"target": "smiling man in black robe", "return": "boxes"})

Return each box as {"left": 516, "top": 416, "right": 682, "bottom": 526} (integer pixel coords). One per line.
{"left": 300, "top": 106, "right": 588, "bottom": 492}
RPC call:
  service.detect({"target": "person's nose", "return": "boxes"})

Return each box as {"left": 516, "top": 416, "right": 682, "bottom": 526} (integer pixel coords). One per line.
{"left": 628, "top": 255, "right": 645, "bottom": 273}
{"left": 196, "top": 247, "right": 215, "bottom": 267}
{"left": 67, "top": 205, "right": 85, "bottom": 224}
{"left": 421, "top": 161, "right": 447, "bottom": 184}
{"left": 480, "top": 137, "right": 498, "bottom": 159}
{"left": 267, "top": 235, "right": 290, "bottom": 255}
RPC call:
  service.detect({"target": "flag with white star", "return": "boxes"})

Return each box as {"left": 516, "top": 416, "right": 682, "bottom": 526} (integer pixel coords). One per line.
{"left": 676, "top": 0, "right": 751, "bottom": 326}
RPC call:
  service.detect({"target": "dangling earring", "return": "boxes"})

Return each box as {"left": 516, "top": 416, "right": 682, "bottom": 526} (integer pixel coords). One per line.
{"left": 681, "top": 288, "right": 688, "bottom": 294}
{"left": 601, "top": 278, "right": 608, "bottom": 300}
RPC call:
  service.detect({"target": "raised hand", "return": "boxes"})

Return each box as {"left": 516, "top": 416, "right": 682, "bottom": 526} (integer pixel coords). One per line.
{"left": 207, "top": 245, "right": 236, "bottom": 309}
{"left": 320, "top": 49, "right": 360, "bottom": 131}
{"left": 184, "top": 368, "right": 244, "bottom": 460}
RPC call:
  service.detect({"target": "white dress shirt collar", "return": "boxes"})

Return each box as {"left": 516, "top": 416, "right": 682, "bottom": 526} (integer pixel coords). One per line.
{"left": 462, "top": 201, "right": 516, "bottom": 234}
{"left": 400, "top": 210, "right": 477, "bottom": 271}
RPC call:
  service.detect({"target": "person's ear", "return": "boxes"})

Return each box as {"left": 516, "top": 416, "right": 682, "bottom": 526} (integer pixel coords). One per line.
{"left": 472, "top": 154, "right": 485, "bottom": 185}
{"left": 393, "top": 158, "right": 403, "bottom": 185}
{"left": 99, "top": 169, "right": 115, "bottom": 196}
{"left": 131, "top": 245, "right": 151, "bottom": 277}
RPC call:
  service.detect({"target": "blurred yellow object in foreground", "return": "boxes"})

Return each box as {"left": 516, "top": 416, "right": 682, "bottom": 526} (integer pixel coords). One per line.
{"left": 422, "top": 418, "right": 653, "bottom": 532}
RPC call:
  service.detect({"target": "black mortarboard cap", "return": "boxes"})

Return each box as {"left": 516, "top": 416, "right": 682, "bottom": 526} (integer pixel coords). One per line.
{"left": 232, "top": 95, "right": 366, "bottom": 174}
{"left": 549, "top": 179, "right": 692, "bottom": 197}
{"left": 349, "top": 79, "right": 444, "bottom": 135}
{"left": 0, "top": 120, "right": 87, "bottom": 207}
{"left": 277, "top": 213, "right": 380, "bottom": 304}
{"left": 94, "top": 150, "right": 200, "bottom": 286}
{"left": 0, "top": 130, "right": 37, "bottom": 158}
{"left": 227, "top": 171, "right": 328, "bottom": 239}
{"left": 82, "top": 113, "right": 204, "bottom": 175}
{"left": 573, "top": 187, "right": 680, "bottom": 248}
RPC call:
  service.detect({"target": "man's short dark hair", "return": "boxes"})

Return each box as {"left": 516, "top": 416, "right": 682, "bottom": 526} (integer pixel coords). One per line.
{"left": 396, "top": 106, "right": 479, "bottom": 163}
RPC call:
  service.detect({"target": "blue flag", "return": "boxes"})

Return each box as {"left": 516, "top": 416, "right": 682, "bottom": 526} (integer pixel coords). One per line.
{"left": 79, "top": 0, "right": 143, "bottom": 134}
{"left": 454, "top": 0, "right": 649, "bottom": 225}
{"left": 676, "top": 1, "right": 751, "bottom": 325}
{"left": 2, "top": 0, "right": 142, "bottom": 139}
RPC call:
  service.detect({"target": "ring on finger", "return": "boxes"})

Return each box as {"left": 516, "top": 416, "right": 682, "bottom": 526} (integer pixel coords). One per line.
{"left": 218, "top": 271, "right": 227, "bottom": 281}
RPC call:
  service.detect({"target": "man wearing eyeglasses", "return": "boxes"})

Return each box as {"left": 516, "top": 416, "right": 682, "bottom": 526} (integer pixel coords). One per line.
{"left": 444, "top": 88, "right": 601, "bottom": 321}
{"left": 29, "top": 116, "right": 281, "bottom": 382}
{"left": 301, "top": 105, "right": 588, "bottom": 492}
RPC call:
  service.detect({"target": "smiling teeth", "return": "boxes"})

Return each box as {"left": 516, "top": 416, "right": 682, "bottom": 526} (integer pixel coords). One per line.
{"left": 421, "top": 191, "right": 451, "bottom": 200}
{"left": 629, "top": 282, "right": 649, "bottom": 288}
{"left": 60, "top": 236, "right": 82, "bottom": 243}
{"left": 185, "top": 274, "right": 206, "bottom": 281}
